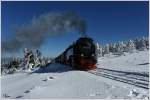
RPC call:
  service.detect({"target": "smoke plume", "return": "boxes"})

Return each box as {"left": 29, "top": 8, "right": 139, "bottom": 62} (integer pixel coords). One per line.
{"left": 2, "top": 11, "right": 86, "bottom": 53}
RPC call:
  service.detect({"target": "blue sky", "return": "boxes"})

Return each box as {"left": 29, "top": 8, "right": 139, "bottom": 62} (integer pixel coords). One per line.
{"left": 1, "top": 1, "right": 149, "bottom": 57}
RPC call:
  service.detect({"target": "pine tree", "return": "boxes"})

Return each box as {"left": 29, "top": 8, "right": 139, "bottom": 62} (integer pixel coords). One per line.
{"left": 145, "top": 37, "right": 149, "bottom": 49}
{"left": 117, "top": 41, "right": 124, "bottom": 54}
{"left": 96, "top": 36, "right": 148, "bottom": 58}
{"left": 136, "top": 37, "right": 146, "bottom": 50}
{"left": 95, "top": 42, "right": 100, "bottom": 57}
{"left": 104, "top": 44, "right": 110, "bottom": 54}
{"left": 109, "top": 43, "right": 114, "bottom": 53}
{"left": 99, "top": 46, "right": 103, "bottom": 57}
{"left": 127, "top": 40, "right": 135, "bottom": 52}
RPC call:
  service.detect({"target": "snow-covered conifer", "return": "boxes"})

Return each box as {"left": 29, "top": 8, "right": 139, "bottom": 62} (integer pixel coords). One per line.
{"left": 145, "top": 37, "right": 149, "bottom": 49}
{"left": 104, "top": 44, "right": 110, "bottom": 54}
{"left": 137, "top": 38, "right": 146, "bottom": 50}
{"left": 109, "top": 43, "right": 113, "bottom": 53}
{"left": 99, "top": 46, "right": 103, "bottom": 57}
{"left": 127, "top": 40, "right": 136, "bottom": 52}
{"left": 95, "top": 42, "right": 100, "bottom": 57}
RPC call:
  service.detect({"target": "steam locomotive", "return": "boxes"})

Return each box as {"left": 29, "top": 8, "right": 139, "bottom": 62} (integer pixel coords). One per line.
{"left": 55, "top": 36, "right": 97, "bottom": 70}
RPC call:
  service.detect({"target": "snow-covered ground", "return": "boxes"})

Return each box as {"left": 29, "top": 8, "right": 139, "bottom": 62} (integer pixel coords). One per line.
{"left": 1, "top": 50, "right": 149, "bottom": 99}
{"left": 98, "top": 50, "right": 149, "bottom": 72}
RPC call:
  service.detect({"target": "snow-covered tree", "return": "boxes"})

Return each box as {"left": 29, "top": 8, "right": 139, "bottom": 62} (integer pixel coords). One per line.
{"left": 35, "top": 49, "right": 42, "bottom": 67}
{"left": 95, "top": 42, "right": 100, "bottom": 57}
{"left": 108, "top": 43, "right": 113, "bottom": 53}
{"left": 145, "top": 37, "right": 149, "bottom": 49}
{"left": 116, "top": 41, "right": 124, "bottom": 54}
{"left": 119, "top": 41, "right": 126, "bottom": 52}
{"left": 98, "top": 36, "right": 149, "bottom": 57}
{"left": 126, "top": 40, "right": 136, "bottom": 52}
{"left": 134, "top": 37, "right": 146, "bottom": 51}
{"left": 95, "top": 42, "right": 104, "bottom": 57}
{"left": 109, "top": 43, "right": 116, "bottom": 53}
{"left": 104, "top": 44, "right": 110, "bottom": 54}
{"left": 98, "top": 44, "right": 103, "bottom": 57}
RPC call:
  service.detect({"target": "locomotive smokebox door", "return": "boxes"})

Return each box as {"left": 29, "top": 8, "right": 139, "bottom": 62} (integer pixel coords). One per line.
{"left": 72, "top": 36, "right": 97, "bottom": 70}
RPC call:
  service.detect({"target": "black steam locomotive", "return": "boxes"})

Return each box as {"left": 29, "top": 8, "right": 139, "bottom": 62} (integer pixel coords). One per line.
{"left": 55, "top": 36, "right": 97, "bottom": 70}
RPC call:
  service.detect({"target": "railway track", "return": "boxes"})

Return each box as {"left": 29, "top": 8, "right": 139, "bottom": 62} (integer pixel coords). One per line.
{"left": 88, "top": 68, "right": 149, "bottom": 89}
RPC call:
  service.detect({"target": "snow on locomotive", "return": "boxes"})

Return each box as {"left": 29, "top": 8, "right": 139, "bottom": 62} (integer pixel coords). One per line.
{"left": 55, "top": 36, "right": 97, "bottom": 70}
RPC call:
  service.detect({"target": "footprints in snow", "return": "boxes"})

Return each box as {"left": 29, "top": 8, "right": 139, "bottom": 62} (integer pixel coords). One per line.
{"left": 3, "top": 93, "right": 10, "bottom": 98}
{"left": 24, "top": 90, "right": 31, "bottom": 93}
{"left": 3, "top": 93, "right": 24, "bottom": 99}
{"left": 15, "top": 76, "right": 54, "bottom": 98}
{"left": 42, "top": 76, "right": 54, "bottom": 82}
{"left": 3, "top": 76, "right": 54, "bottom": 99}
{"left": 15, "top": 88, "right": 33, "bottom": 98}
{"left": 16, "top": 95, "right": 24, "bottom": 98}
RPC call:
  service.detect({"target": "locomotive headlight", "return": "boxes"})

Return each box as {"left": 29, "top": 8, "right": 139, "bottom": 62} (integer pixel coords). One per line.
{"left": 92, "top": 54, "right": 95, "bottom": 56}
{"left": 81, "top": 54, "right": 84, "bottom": 57}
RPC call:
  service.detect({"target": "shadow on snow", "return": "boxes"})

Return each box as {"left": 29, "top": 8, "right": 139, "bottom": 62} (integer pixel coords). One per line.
{"left": 32, "top": 63, "right": 73, "bottom": 73}
{"left": 138, "top": 62, "right": 149, "bottom": 66}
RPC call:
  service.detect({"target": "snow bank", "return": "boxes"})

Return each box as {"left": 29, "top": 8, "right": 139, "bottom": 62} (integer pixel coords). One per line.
{"left": 1, "top": 50, "right": 149, "bottom": 99}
